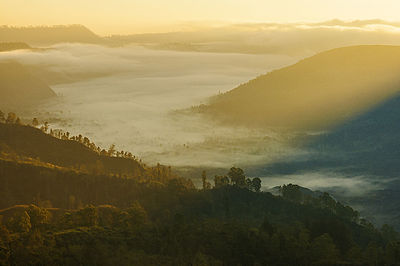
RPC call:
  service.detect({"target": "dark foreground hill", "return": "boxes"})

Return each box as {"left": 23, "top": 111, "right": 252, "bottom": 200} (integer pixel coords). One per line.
{"left": 0, "top": 123, "right": 145, "bottom": 177}
{"left": 200, "top": 45, "right": 400, "bottom": 130}
{"left": 0, "top": 121, "right": 399, "bottom": 265}
{"left": 0, "top": 62, "right": 56, "bottom": 108}
{"left": 1, "top": 157, "right": 399, "bottom": 265}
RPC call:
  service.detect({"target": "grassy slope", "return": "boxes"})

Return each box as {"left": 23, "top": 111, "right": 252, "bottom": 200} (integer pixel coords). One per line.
{"left": 203, "top": 45, "right": 400, "bottom": 130}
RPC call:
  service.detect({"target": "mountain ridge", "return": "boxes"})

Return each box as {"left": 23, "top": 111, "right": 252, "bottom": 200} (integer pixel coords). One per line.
{"left": 199, "top": 45, "right": 400, "bottom": 130}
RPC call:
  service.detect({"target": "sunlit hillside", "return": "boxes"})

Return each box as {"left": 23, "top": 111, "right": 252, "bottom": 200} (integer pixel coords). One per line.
{"left": 201, "top": 45, "right": 400, "bottom": 130}
{"left": 3, "top": 0, "right": 400, "bottom": 264}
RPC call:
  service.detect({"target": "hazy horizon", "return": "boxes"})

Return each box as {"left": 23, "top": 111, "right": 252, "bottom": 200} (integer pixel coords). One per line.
{"left": 1, "top": 0, "right": 400, "bottom": 34}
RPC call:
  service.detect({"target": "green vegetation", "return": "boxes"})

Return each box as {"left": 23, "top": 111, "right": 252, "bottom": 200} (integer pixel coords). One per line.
{"left": 1, "top": 178, "right": 399, "bottom": 265}
{"left": 1, "top": 113, "right": 399, "bottom": 265}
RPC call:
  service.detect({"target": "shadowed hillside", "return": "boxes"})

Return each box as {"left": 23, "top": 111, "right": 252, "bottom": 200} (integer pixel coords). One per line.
{"left": 310, "top": 92, "right": 400, "bottom": 176}
{"left": 200, "top": 45, "right": 400, "bottom": 130}
{"left": 253, "top": 93, "right": 400, "bottom": 230}
{"left": 0, "top": 62, "right": 56, "bottom": 108}
{"left": 264, "top": 92, "right": 400, "bottom": 177}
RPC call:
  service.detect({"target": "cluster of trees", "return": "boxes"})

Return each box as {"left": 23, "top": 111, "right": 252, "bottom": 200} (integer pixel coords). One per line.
{"left": 0, "top": 112, "right": 171, "bottom": 179}
{"left": 32, "top": 117, "right": 138, "bottom": 161}
{"left": 2, "top": 111, "right": 400, "bottom": 264}
{"left": 1, "top": 187, "right": 400, "bottom": 265}
{"left": 0, "top": 111, "right": 140, "bottom": 162}
{"left": 210, "top": 167, "right": 262, "bottom": 192}
{"left": 0, "top": 111, "right": 22, "bottom": 125}
{"left": 280, "top": 184, "right": 360, "bottom": 223}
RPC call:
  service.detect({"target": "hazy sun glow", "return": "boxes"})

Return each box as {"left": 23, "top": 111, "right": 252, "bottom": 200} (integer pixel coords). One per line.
{"left": 1, "top": 0, "right": 400, "bottom": 34}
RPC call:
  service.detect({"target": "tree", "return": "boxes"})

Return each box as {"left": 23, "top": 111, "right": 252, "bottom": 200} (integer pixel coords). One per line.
{"left": 76, "top": 205, "right": 98, "bottom": 227}
{"left": 251, "top": 178, "right": 262, "bottom": 192}
{"left": 245, "top": 178, "right": 252, "bottom": 189}
{"left": 280, "top": 184, "right": 303, "bottom": 202}
{"left": 40, "top": 121, "right": 49, "bottom": 132}
{"left": 227, "top": 167, "right": 246, "bottom": 187}
{"left": 214, "top": 175, "right": 230, "bottom": 188}
{"left": 202, "top": 170, "right": 208, "bottom": 190}
{"left": 260, "top": 217, "right": 274, "bottom": 236}
{"left": 0, "top": 110, "right": 5, "bottom": 123}
{"left": 6, "top": 211, "right": 31, "bottom": 233}
{"left": 27, "top": 205, "right": 50, "bottom": 229}
{"left": 32, "top": 118, "right": 39, "bottom": 127}
{"left": 0, "top": 226, "right": 10, "bottom": 264}
{"left": 108, "top": 144, "right": 116, "bottom": 157}
{"left": 5, "top": 112, "right": 16, "bottom": 124}
{"left": 310, "top": 234, "right": 339, "bottom": 264}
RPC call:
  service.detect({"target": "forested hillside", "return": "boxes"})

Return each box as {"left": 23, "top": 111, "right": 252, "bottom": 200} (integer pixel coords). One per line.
{"left": 0, "top": 115, "right": 400, "bottom": 265}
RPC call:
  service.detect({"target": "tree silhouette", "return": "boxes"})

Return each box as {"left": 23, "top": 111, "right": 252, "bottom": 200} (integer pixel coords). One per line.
{"left": 32, "top": 118, "right": 39, "bottom": 127}
{"left": 251, "top": 177, "right": 262, "bottom": 192}
{"left": 202, "top": 170, "right": 207, "bottom": 190}
{"left": 227, "top": 167, "right": 246, "bottom": 187}
{"left": 0, "top": 110, "right": 5, "bottom": 123}
{"left": 214, "top": 175, "right": 229, "bottom": 188}
{"left": 5, "top": 112, "right": 16, "bottom": 124}
{"left": 108, "top": 144, "right": 116, "bottom": 156}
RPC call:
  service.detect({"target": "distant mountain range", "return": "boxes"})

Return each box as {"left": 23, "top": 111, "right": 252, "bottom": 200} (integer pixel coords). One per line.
{"left": 199, "top": 45, "right": 400, "bottom": 131}
{"left": 0, "top": 42, "right": 31, "bottom": 52}
{"left": 0, "top": 25, "right": 102, "bottom": 45}
{"left": 4, "top": 20, "right": 400, "bottom": 56}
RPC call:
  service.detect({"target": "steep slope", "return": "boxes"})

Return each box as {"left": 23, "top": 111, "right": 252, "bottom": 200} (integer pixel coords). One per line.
{"left": 0, "top": 61, "right": 56, "bottom": 108}
{"left": 202, "top": 45, "right": 400, "bottom": 130}
{"left": 0, "top": 123, "right": 145, "bottom": 177}
{"left": 254, "top": 93, "right": 400, "bottom": 229}
{"left": 310, "top": 92, "right": 400, "bottom": 176}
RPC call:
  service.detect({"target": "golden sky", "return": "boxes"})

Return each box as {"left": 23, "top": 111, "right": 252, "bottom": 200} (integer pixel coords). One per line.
{"left": 1, "top": 0, "right": 399, "bottom": 35}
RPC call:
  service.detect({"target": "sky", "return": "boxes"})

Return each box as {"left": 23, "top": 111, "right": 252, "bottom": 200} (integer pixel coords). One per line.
{"left": 1, "top": 0, "right": 400, "bottom": 34}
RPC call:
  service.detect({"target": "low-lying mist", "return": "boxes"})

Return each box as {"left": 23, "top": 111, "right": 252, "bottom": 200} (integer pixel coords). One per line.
{"left": 2, "top": 41, "right": 396, "bottom": 223}
{"left": 1, "top": 44, "right": 301, "bottom": 169}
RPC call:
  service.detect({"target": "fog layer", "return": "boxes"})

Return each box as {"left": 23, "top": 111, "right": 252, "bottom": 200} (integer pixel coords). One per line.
{"left": 0, "top": 44, "right": 299, "bottom": 168}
